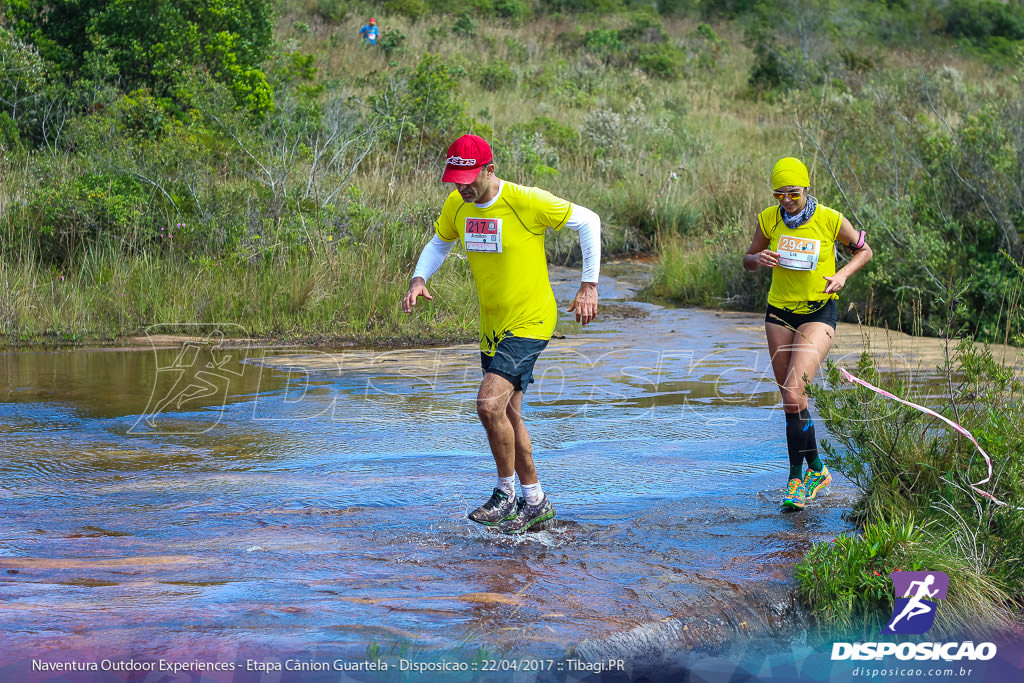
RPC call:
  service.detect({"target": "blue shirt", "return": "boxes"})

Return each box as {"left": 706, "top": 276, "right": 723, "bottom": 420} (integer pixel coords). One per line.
{"left": 359, "top": 24, "right": 379, "bottom": 45}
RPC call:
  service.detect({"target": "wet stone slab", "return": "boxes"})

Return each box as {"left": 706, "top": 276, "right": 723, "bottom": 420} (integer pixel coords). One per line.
{"left": 0, "top": 264, "right": 967, "bottom": 666}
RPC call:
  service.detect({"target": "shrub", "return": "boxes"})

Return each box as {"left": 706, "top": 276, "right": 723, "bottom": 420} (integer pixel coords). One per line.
{"left": 504, "top": 37, "right": 528, "bottom": 62}
{"left": 14, "top": 174, "right": 157, "bottom": 264}
{"left": 378, "top": 28, "right": 407, "bottom": 57}
{"left": 537, "top": 0, "right": 618, "bottom": 12}
{"left": 453, "top": 12, "right": 475, "bottom": 36}
{"left": 636, "top": 43, "right": 684, "bottom": 79}
{"left": 943, "top": 0, "right": 1024, "bottom": 42}
{"left": 687, "top": 22, "right": 726, "bottom": 71}
{"left": 494, "top": 0, "right": 527, "bottom": 21}
{"left": 796, "top": 518, "right": 1012, "bottom": 637}
{"left": 0, "top": 112, "right": 23, "bottom": 152}
{"left": 507, "top": 116, "right": 577, "bottom": 151}
{"left": 493, "top": 132, "right": 559, "bottom": 185}
{"left": 383, "top": 0, "right": 428, "bottom": 21}
{"left": 584, "top": 28, "right": 626, "bottom": 60}
{"left": 369, "top": 54, "right": 468, "bottom": 149}
{"left": 798, "top": 311, "right": 1024, "bottom": 630}
{"left": 312, "top": 0, "right": 347, "bottom": 24}
{"left": 748, "top": 43, "right": 811, "bottom": 91}
{"left": 474, "top": 61, "right": 516, "bottom": 91}
{"left": 7, "top": 0, "right": 275, "bottom": 115}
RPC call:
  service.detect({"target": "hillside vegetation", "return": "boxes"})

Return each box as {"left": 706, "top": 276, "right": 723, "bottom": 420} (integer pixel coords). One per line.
{"left": 1, "top": 0, "right": 1023, "bottom": 347}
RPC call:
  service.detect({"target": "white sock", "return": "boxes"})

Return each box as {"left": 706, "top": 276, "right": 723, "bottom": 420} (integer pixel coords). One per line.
{"left": 498, "top": 475, "right": 516, "bottom": 497}
{"left": 522, "top": 482, "right": 544, "bottom": 505}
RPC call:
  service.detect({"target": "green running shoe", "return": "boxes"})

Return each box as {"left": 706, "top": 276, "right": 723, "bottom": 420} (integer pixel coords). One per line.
{"left": 782, "top": 478, "right": 807, "bottom": 510}
{"left": 803, "top": 465, "right": 832, "bottom": 500}
{"left": 468, "top": 488, "right": 521, "bottom": 526}
{"left": 497, "top": 495, "right": 555, "bottom": 534}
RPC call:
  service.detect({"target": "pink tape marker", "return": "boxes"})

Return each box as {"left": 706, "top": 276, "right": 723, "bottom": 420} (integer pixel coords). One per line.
{"left": 839, "top": 367, "right": 1022, "bottom": 510}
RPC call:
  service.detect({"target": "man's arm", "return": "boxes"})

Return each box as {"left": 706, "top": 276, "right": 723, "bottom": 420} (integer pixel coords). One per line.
{"left": 401, "top": 235, "right": 456, "bottom": 313}
{"left": 564, "top": 204, "right": 600, "bottom": 325}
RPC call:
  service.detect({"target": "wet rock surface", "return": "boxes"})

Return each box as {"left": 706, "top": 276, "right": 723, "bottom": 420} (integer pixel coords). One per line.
{"left": 0, "top": 263, "right": 937, "bottom": 666}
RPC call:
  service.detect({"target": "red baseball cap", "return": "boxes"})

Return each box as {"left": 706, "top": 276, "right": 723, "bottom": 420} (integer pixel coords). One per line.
{"left": 442, "top": 134, "right": 492, "bottom": 184}
{"left": 369, "top": 17, "right": 376, "bottom": 23}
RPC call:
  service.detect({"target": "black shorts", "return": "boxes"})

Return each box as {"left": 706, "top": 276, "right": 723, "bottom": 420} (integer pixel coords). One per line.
{"left": 480, "top": 336, "right": 549, "bottom": 392}
{"left": 765, "top": 300, "right": 838, "bottom": 330}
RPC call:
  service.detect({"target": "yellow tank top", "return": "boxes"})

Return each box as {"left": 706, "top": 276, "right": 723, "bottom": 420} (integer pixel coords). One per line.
{"left": 435, "top": 181, "right": 571, "bottom": 354}
{"left": 757, "top": 203, "right": 843, "bottom": 314}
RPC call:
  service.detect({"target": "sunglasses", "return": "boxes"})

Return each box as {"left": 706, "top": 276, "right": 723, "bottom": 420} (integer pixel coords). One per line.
{"left": 773, "top": 190, "right": 803, "bottom": 200}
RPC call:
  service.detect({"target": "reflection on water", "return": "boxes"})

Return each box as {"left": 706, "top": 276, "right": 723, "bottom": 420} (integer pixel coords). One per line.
{"left": 1, "top": 269, "right": 953, "bottom": 670}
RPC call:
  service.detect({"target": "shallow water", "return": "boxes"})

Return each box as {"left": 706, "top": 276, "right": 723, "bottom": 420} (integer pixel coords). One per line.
{"left": 1, "top": 266, "right": 961, "bottom": 670}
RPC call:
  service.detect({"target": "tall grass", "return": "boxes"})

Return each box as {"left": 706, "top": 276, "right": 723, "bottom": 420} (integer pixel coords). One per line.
{"left": 796, "top": 517, "right": 1013, "bottom": 638}
{"left": 0, "top": 241, "right": 477, "bottom": 345}
{"left": 795, "top": 286, "right": 1024, "bottom": 634}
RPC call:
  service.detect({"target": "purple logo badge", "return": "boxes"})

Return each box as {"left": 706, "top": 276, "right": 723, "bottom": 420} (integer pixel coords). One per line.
{"left": 883, "top": 571, "right": 949, "bottom": 635}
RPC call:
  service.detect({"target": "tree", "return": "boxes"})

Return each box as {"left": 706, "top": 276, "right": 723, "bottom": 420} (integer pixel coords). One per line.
{"left": 4, "top": 0, "right": 275, "bottom": 115}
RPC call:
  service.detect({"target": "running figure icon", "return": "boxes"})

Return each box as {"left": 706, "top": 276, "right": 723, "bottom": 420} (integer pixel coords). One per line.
{"left": 888, "top": 574, "right": 939, "bottom": 631}
{"left": 884, "top": 571, "right": 949, "bottom": 635}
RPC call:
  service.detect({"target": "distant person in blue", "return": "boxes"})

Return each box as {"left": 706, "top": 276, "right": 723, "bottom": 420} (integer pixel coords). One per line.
{"left": 359, "top": 17, "right": 379, "bottom": 46}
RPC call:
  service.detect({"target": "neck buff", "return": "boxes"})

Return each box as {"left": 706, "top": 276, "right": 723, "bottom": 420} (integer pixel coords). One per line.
{"left": 781, "top": 194, "right": 817, "bottom": 229}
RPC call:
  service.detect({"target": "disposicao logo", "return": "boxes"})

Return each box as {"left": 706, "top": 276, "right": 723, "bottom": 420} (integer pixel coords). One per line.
{"left": 884, "top": 570, "right": 948, "bottom": 635}
{"left": 830, "top": 570, "right": 998, "bottom": 662}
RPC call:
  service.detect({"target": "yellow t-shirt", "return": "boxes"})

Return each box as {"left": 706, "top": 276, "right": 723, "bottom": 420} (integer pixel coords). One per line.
{"left": 758, "top": 203, "right": 843, "bottom": 314}
{"left": 435, "top": 181, "right": 572, "bottom": 354}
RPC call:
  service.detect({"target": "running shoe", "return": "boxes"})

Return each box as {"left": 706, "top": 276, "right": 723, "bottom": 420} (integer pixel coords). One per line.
{"left": 468, "top": 488, "right": 520, "bottom": 526}
{"left": 803, "top": 465, "right": 832, "bottom": 500}
{"left": 497, "top": 495, "right": 555, "bottom": 534}
{"left": 781, "top": 478, "right": 807, "bottom": 510}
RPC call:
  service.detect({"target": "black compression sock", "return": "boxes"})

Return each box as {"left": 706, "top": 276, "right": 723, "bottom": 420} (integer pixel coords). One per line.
{"left": 798, "top": 408, "right": 822, "bottom": 471}
{"left": 784, "top": 412, "right": 806, "bottom": 480}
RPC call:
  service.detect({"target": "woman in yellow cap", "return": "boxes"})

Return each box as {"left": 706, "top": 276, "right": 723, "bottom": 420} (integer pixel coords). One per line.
{"left": 742, "top": 157, "right": 873, "bottom": 510}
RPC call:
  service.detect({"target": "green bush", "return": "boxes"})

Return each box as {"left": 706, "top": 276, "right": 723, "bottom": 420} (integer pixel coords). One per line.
{"left": 0, "top": 111, "right": 23, "bottom": 152}
{"left": 811, "top": 331, "right": 1024, "bottom": 585}
{"left": 657, "top": 0, "right": 695, "bottom": 18}
{"left": 503, "top": 37, "right": 528, "bottom": 62}
{"left": 312, "top": 0, "right": 347, "bottom": 24}
{"left": 453, "top": 12, "right": 475, "bottom": 35}
{"left": 383, "top": 0, "right": 428, "bottom": 21}
{"left": 474, "top": 61, "right": 516, "bottom": 91}
{"left": 14, "top": 174, "right": 157, "bottom": 264}
{"left": 636, "top": 43, "right": 684, "bottom": 79}
{"left": 507, "top": 116, "right": 577, "bottom": 151}
{"left": 796, "top": 518, "right": 1012, "bottom": 637}
{"left": 379, "top": 28, "right": 407, "bottom": 57}
{"left": 493, "top": 132, "right": 559, "bottom": 185}
{"left": 0, "top": 27, "right": 54, "bottom": 146}
{"left": 584, "top": 28, "right": 626, "bottom": 59}
{"left": 687, "top": 22, "right": 726, "bottom": 71}
{"left": 943, "top": 0, "right": 1024, "bottom": 41}
{"left": 7, "top": 0, "right": 275, "bottom": 115}
{"left": 368, "top": 54, "right": 469, "bottom": 149}
{"left": 537, "top": 0, "right": 619, "bottom": 12}
{"left": 494, "top": 0, "right": 528, "bottom": 21}
{"left": 748, "top": 42, "right": 811, "bottom": 91}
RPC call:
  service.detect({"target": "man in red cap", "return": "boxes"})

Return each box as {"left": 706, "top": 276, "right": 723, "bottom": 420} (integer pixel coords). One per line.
{"left": 358, "top": 17, "right": 379, "bottom": 46}
{"left": 401, "top": 134, "right": 601, "bottom": 534}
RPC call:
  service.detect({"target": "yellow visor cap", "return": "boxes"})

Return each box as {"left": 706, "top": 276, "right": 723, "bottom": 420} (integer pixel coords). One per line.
{"left": 771, "top": 157, "right": 809, "bottom": 189}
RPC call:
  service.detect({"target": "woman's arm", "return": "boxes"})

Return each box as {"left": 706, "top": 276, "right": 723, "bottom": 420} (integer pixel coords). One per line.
{"left": 743, "top": 222, "right": 778, "bottom": 272}
{"left": 823, "top": 217, "right": 873, "bottom": 294}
